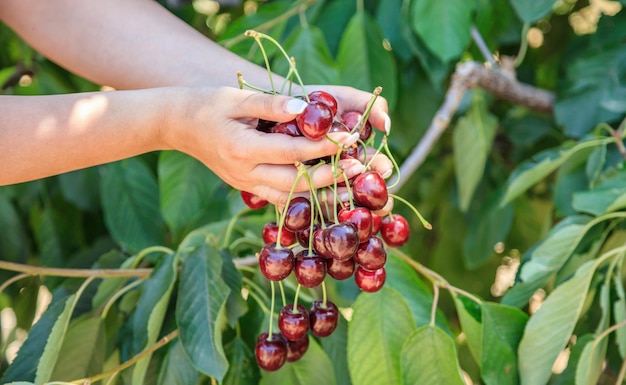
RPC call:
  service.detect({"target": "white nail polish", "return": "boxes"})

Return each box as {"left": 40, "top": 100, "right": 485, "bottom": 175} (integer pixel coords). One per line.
{"left": 286, "top": 98, "right": 308, "bottom": 114}
{"left": 382, "top": 169, "right": 393, "bottom": 179}
{"left": 339, "top": 192, "right": 350, "bottom": 202}
{"left": 344, "top": 132, "right": 360, "bottom": 145}
{"left": 384, "top": 114, "right": 391, "bottom": 135}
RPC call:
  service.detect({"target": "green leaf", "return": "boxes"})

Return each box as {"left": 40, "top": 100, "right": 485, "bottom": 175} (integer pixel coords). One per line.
{"left": 585, "top": 144, "right": 606, "bottom": 186}
{"left": 454, "top": 295, "right": 482, "bottom": 364}
{"left": 101, "top": 158, "right": 165, "bottom": 251}
{"left": 555, "top": 46, "right": 626, "bottom": 137}
{"left": 320, "top": 314, "right": 352, "bottom": 385}
{"left": 453, "top": 94, "right": 499, "bottom": 211}
{"left": 481, "top": 303, "right": 528, "bottom": 385}
{"left": 131, "top": 252, "right": 177, "bottom": 385}
{"left": 401, "top": 326, "right": 465, "bottom": 385}
{"left": 219, "top": 249, "right": 249, "bottom": 327}
{"left": 347, "top": 287, "right": 416, "bottom": 385}
{"left": 0, "top": 192, "right": 29, "bottom": 264}
{"left": 575, "top": 334, "right": 608, "bottom": 385}
{"left": 223, "top": 338, "right": 259, "bottom": 385}
{"left": 176, "top": 242, "right": 231, "bottom": 382}
{"left": 614, "top": 270, "right": 626, "bottom": 358}
{"left": 158, "top": 151, "right": 221, "bottom": 241}
{"left": 336, "top": 11, "right": 398, "bottom": 109}
{"left": 410, "top": 0, "right": 474, "bottom": 62}
{"left": 551, "top": 334, "right": 594, "bottom": 385}
{"left": 58, "top": 168, "right": 101, "bottom": 211}
{"left": 157, "top": 340, "right": 200, "bottom": 385}
{"left": 49, "top": 317, "right": 105, "bottom": 381}
{"left": 573, "top": 170, "right": 626, "bottom": 215}
{"left": 260, "top": 339, "right": 336, "bottom": 385}
{"left": 509, "top": 0, "right": 557, "bottom": 23}
{"left": 272, "top": 25, "right": 339, "bottom": 86}
{"left": 518, "top": 260, "right": 597, "bottom": 385}
{"left": 501, "top": 138, "right": 611, "bottom": 205}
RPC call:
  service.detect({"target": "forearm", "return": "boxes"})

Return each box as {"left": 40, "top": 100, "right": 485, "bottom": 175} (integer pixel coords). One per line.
{"left": 0, "top": 90, "right": 169, "bottom": 184}
{"left": 0, "top": 0, "right": 272, "bottom": 90}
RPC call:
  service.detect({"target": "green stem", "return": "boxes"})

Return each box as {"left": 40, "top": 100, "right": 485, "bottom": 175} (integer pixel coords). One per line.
{"left": 0, "top": 260, "right": 152, "bottom": 279}
{"left": 321, "top": 280, "right": 328, "bottom": 308}
{"left": 279, "top": 280, "right": 288, "bottom": 308}
{"left": 514, "top": 23, "right": 530, "bottom": 68}
{"left": 276, "top": 163, "right": 307, "bottom": 248}
{"left": 293, "top": 284, "right": 302, "bottom": 312}
{"left": 100, "top": 279, "right": 145, "bottom": 320}
{"left": 0, "top": 273, "right": 29, "bottom": 295}
{"left": 268, "top": 281, "right": 277, "bottom": 339}
{"left": 430, "top": 284, "right": 439, "bottom": 327}
{"left": 381, "top": 136, "right": 403, "bottom": 189}
{"left": 389, "top": 193, "right": 432, "bottom": 230}
{"left": 222, "top": 205, "right": 250, "bottom": 249}
{"left": 243, "top": 276, "right": 271, "bottom": 304}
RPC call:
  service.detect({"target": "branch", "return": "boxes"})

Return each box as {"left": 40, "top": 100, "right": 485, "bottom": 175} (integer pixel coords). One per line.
{"left": 391, "top": 59, "right": 555, "bottom": 193}
{"left": 0, "top": 260, "right": 152, "bottom": 279}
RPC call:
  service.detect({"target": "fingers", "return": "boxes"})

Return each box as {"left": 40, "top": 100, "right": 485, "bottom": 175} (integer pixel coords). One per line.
{"left": 224, "top": 88, "right": 308, "bottom": 123}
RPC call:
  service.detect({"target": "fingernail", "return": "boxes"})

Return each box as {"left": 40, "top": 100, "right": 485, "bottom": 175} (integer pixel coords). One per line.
{"left": 382, "top": 169, "right": 393, "bottom": 179}
{"left": 384, "top": 113, "right": 391, "bottom": 135}
{"left": 339, "top": 192, "right": 350, "bottom": 202}
{"left": 286, "top": 98, "right": 308, "bottom": 114}
{"left": 348, "top": 163, "right": 366, "bottom": 176}
{"left": 343, "top": 132, "right": 360, "bottom": 146}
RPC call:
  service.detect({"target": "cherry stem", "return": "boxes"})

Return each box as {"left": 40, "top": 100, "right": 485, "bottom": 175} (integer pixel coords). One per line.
{"left": 293, "top": 284, "right": 302, "bottom": 312}
{"left": 321, "top": 280, "right": 328, "bottom": 308}
{"left": 237, "top": 71, "right": 274, "bottom": 94}
{"left": 268, "top": 280, "right": 276, "bottom": 340}
{"left": 276, "top": 163, "right": 307, "bottom": 248}
{"left": 278, "top": 280, "right": 288, "bottom": 308}
{"left": 340, "top": 167, "right": 355, "bottom": 210}
{"left": 247, "top": 33, "right": 276, "bottom": 94}
{"left": 243, "top": 276, "right": 271, "bottom": 304}
{"left": 381, "top": 136, "right": 403, "bottom": 189}
{"left": 352, "top": 86, "right": 382, "bottom": 138}
{"left": 100, "top": 278, "right": 145, "bottom": 320}
{"left": 388, "top": 193, "right": 432, "bottom": 230}
{"left": 430, "top": 283, "right": 440, "bottom": 327}
{"left": 364, "top": 135, "right": 386, "bottom": 171}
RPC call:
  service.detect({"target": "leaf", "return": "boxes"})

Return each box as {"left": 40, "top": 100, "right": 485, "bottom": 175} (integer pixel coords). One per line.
{"left": 410, "top": 0, "right": 474, "bottom": 62}
{"left": 614, "top": 270, "right": 626, "bottom": 358}
{"left": 518, "top": 260, "right": 597, "bottom": 385}
{"left": 401, "top": 326, "right": 465, "bottom": 385}
{"left": 501, "top": 138, "right": 611, "bottom": 205}
{"left": 158, "top": 151, "right": 221, "bottom": 241}
{"left": 101, "top": 158, "right": 165, "bottom": 251}
{"left": 336, "top": 11, "right": 398, "bottom": 109}
{"left": 272, "top": 25, "right": 339, "bottom": 86}
{"left": 157, "top": 340, "right": 200, "bottom": 385}
{"left": 49, "top": 317, "right": 105, "bottom": 381}
{"left": 131, "top": 252, "right": 177, "bottom": 385}
{"left": 454, "top": 94, "right": 499, "bottom": 211}
{"left": 551, "top": 334, "right": 594, "bottom": 385}
{"left": 585, "top": 144, "right": 606, "bottom": 186}
{"left": 481, "top": 302, "right": 528, "bottom": 385}
{"left": 58, "top": 168, "right": 101, "bottom": 211}
{"left": 223, "top": 338, "right": 259, "bottom": 385}
{"left": 219, "top": 249, "right": 249, "bottom": 327}
{"left": 320, "top": 314, "right": 352, "bottom": 385}
{"left": 575, "top": 334, "right": 609, "bottom": 385}
{"left": 0, "top": 192, "right": 29, "bottom": 264}
{"left": 176, "top": 242, "right": 231, "bottom": 382}
{"left": 260, "top": 339, "right": 336, "bottom": 385}
{"left": 347, "top": 287, "right": 416, "bottom": 385}
{"left": 573, "top": 170, "right": 626, "bottom": 215}
{"left": 509, "top": 0, "right": 558, "bottom": 23}
{"left": 454, "top": 295, "right": 482, "bottom": 364}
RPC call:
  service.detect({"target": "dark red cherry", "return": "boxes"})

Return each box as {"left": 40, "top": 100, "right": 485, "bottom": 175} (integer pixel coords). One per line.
{"left": 296, "top": 100, "right": 333, "bottom": 141}
{"left": 272, "top": 119, "right": 302, "bottom": 137}
{"left": 256, "top": 119, "right": 276, "bottom": 133}
{"left": 355, "top": 266, "right": 386, "bottom": 292}
{"left": 309, "top": 300, "right": 339, "bottom": 338}
{"left": 323, "top": 222, "right": 359, "bottom": 261}
{"left": 371, "top": 213, "right": 383, "bottom": 234}
{"left": 262, "top": 221, "right": 296, "bottom": 247}
{"left": 278, "top": 304, "right": 310, "bottom": 341}
{"left": 255, "top": 332, "right": 287, "bottom": 371}
{"left": 241, "top": 191, "right": 268, "bottom": 210}
{"left": 259, "top": 243, "right": 294, "bottom": 281}
{"left": 284, "top": 197, "right": 312, "bottom": 232}
{"left": 313, "top": 227, "right": 332, "bottom": 259}
{"left": 341, "top": 111, "right": 372, "bottom": 142}
{"left": 354, "top": 236, "right": 387, "bottom": 270}
{"left": 296, "top": 223, "right": 320, "bottom": 248}
{"left": 381, "top": 214, "right": 410, "bottom": 247}
{"left": 308, "top": 91, "right": 338, "bottom": 116}
{"left": 286, "top": 334, "right": 310, "bottom": 362}
{"left": 294, "top": 250, "right": 327, "bottom": 288}
{"left": 351, "top": 171, "right": 388, "bottom": 211}
{"left": 326, "top": 257, "right": 355, "bottom": 280}
{"left": 338, "top": 207, "right": 373, "bottom": 243}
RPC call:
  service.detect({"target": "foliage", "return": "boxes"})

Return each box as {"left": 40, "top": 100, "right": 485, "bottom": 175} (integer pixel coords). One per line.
{"left": 2, "top": 0, "right": 626, "bottom": 384}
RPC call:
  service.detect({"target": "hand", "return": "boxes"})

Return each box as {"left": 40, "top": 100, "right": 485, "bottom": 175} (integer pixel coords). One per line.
{"left": 162, "top": 86, "right": 393, "bottom": 206}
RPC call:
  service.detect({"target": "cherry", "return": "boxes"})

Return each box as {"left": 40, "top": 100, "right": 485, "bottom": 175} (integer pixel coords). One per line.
{"left": 278, "top": 304, "right": 310, "bottom": 341}
{"left": 294, "top": 250, "right": 327, "bottom": 288}
{"left": 352, "top": 171, "right": 388, "bottom": 211}
{"left": 381, "top": 214, "right": 410, "bottom": 247}
{"left": 308, "top": 91, "right": 338, "bottom": 116}
{"left": 371, "top": 213, "right": 383, "bottom": 235}
{"left": 309, "top": 300, "right": 339, "bottom": 338}
{"left": 284, "top": 197, "right": 312, "bottom": 232}
{"left": 255, "top": 332, "right": 288, "bottom": 371}
{"left": 286, "top": 334, "right": 310, "bottom": 362}
{"left": 338, "top": 207, "right": 373, "bottom": 243}
{"left": 272, "top": 119, "right": 302, "bottom": 137}
{"left": 262, "top": 221, "right": 296, "bottom": 246}
{"left": 355, "top": 266, "right": 386, "bottom": 293}
{"left": 259, "top": 243, "right": 294, "bottom": 281}
{"left": 354, "top": 236, "right": 387, "bottom": 270}
{"left": 341, "top": 111, "right": 372, "bottom": 142}
{"left": 313, "top": 227, "right": 332, "bottom": 259}
{"left": 322, "top": 222, "right": 359, "bottom": 261}
{"left": 241, "top": 191, "right": 268, "bottom": 210}
{"left": 256, "top": 119, "right": 276, "bottom": 133}
{"left": 296, "top": 223, "right": 320, "bottom": 248}
{"left": 296, "top": 100, "right": 333, "bottom": 140}
{"left": 326, "top": 257, "right": 355, "bottom": 280}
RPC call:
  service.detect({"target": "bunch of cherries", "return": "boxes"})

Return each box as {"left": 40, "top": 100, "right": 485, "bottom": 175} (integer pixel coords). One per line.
{"left": 240, "top": 89, "right": 416, "bottom": 372}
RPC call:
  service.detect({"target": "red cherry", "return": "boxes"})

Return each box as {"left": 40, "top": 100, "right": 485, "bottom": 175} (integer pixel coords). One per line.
{"left": 256, "top": 119, "right": 276, "bottom": 133}
{"left": 322, "top": 222, "right": 359, "bottom": 261}
{"left": 262, "top": 221, "right": 296, "bottom": 246}
{"left": 381, "top": 214, "right": 410, "bottom": 247}
{"left": 296, "top": 101, "right": 333, "bottom": 140}
{"left": 255, "top": 332, "right": 287, "bottom": 371}
{"left": 241, "top": 191, "right": 268, "bottom": 210}
{"left": 286, "top": 334, "right": 310, "bottom": 362}
{"left": 351, "top": 171, "right": 388, "bottom": 211}
{"left": 354, "top": 236, "right": 387, "bottom": 270}
{"left": 278, "top": 304, "right": 310, "bottom": 341}
{"left": 294, "top": 250, "right": 327, "bottom": 288}
{"left": 338, "top": 207, "right": 373, "bottom": 243}
{"left": 259, "top": 243, "right": 294, "bottom": 281}
{"left": 284, "top": 197, "right": 312, "bottom": 232}
{"left": 355, "top": 266, "right": 386, "bottom": 293}
{"left": 326, "top": 257, "right": 355, "bottom": 280}
{"left": 341, "top": 111, "right": 372, "bottom": 142}
{"left": 309, "top": 300, "right": 339, "bottom": 337}
{"left": 272, "top": 119, "right": 302, "bottom": 137}
{"left": 371, "top": 213, "right": 383, "bottom": 234}
{"left": 308, "top": 91, "right": 338, "bottom": 116}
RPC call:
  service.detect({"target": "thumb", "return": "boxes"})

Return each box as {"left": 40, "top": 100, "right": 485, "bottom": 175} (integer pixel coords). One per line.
{"left": 235, "top": 90, "right": 308, "bottom": 123}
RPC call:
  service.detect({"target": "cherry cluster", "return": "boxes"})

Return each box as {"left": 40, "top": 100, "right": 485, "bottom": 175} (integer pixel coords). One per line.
{"left": 241, "top": 91, "right": 411, "bottom": 372}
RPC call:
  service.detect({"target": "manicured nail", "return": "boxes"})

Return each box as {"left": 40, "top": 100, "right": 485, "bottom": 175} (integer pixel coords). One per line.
{"left": 382, "top": 168, "right": 393, "bottom": 179}
{"left": 286, "top": 98, "right": 308, "bottom": 114}
{"left": 384, "top": 113, "right": 391, "bottom": 135}
{"left": 343, "top": 132, "right": 360, "bottom": 146}
{"left": 339, "top": 192, "right": 350, "bottom": 202}
{"left": 348, "top": 163, "right": 366, "bottom": 176}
